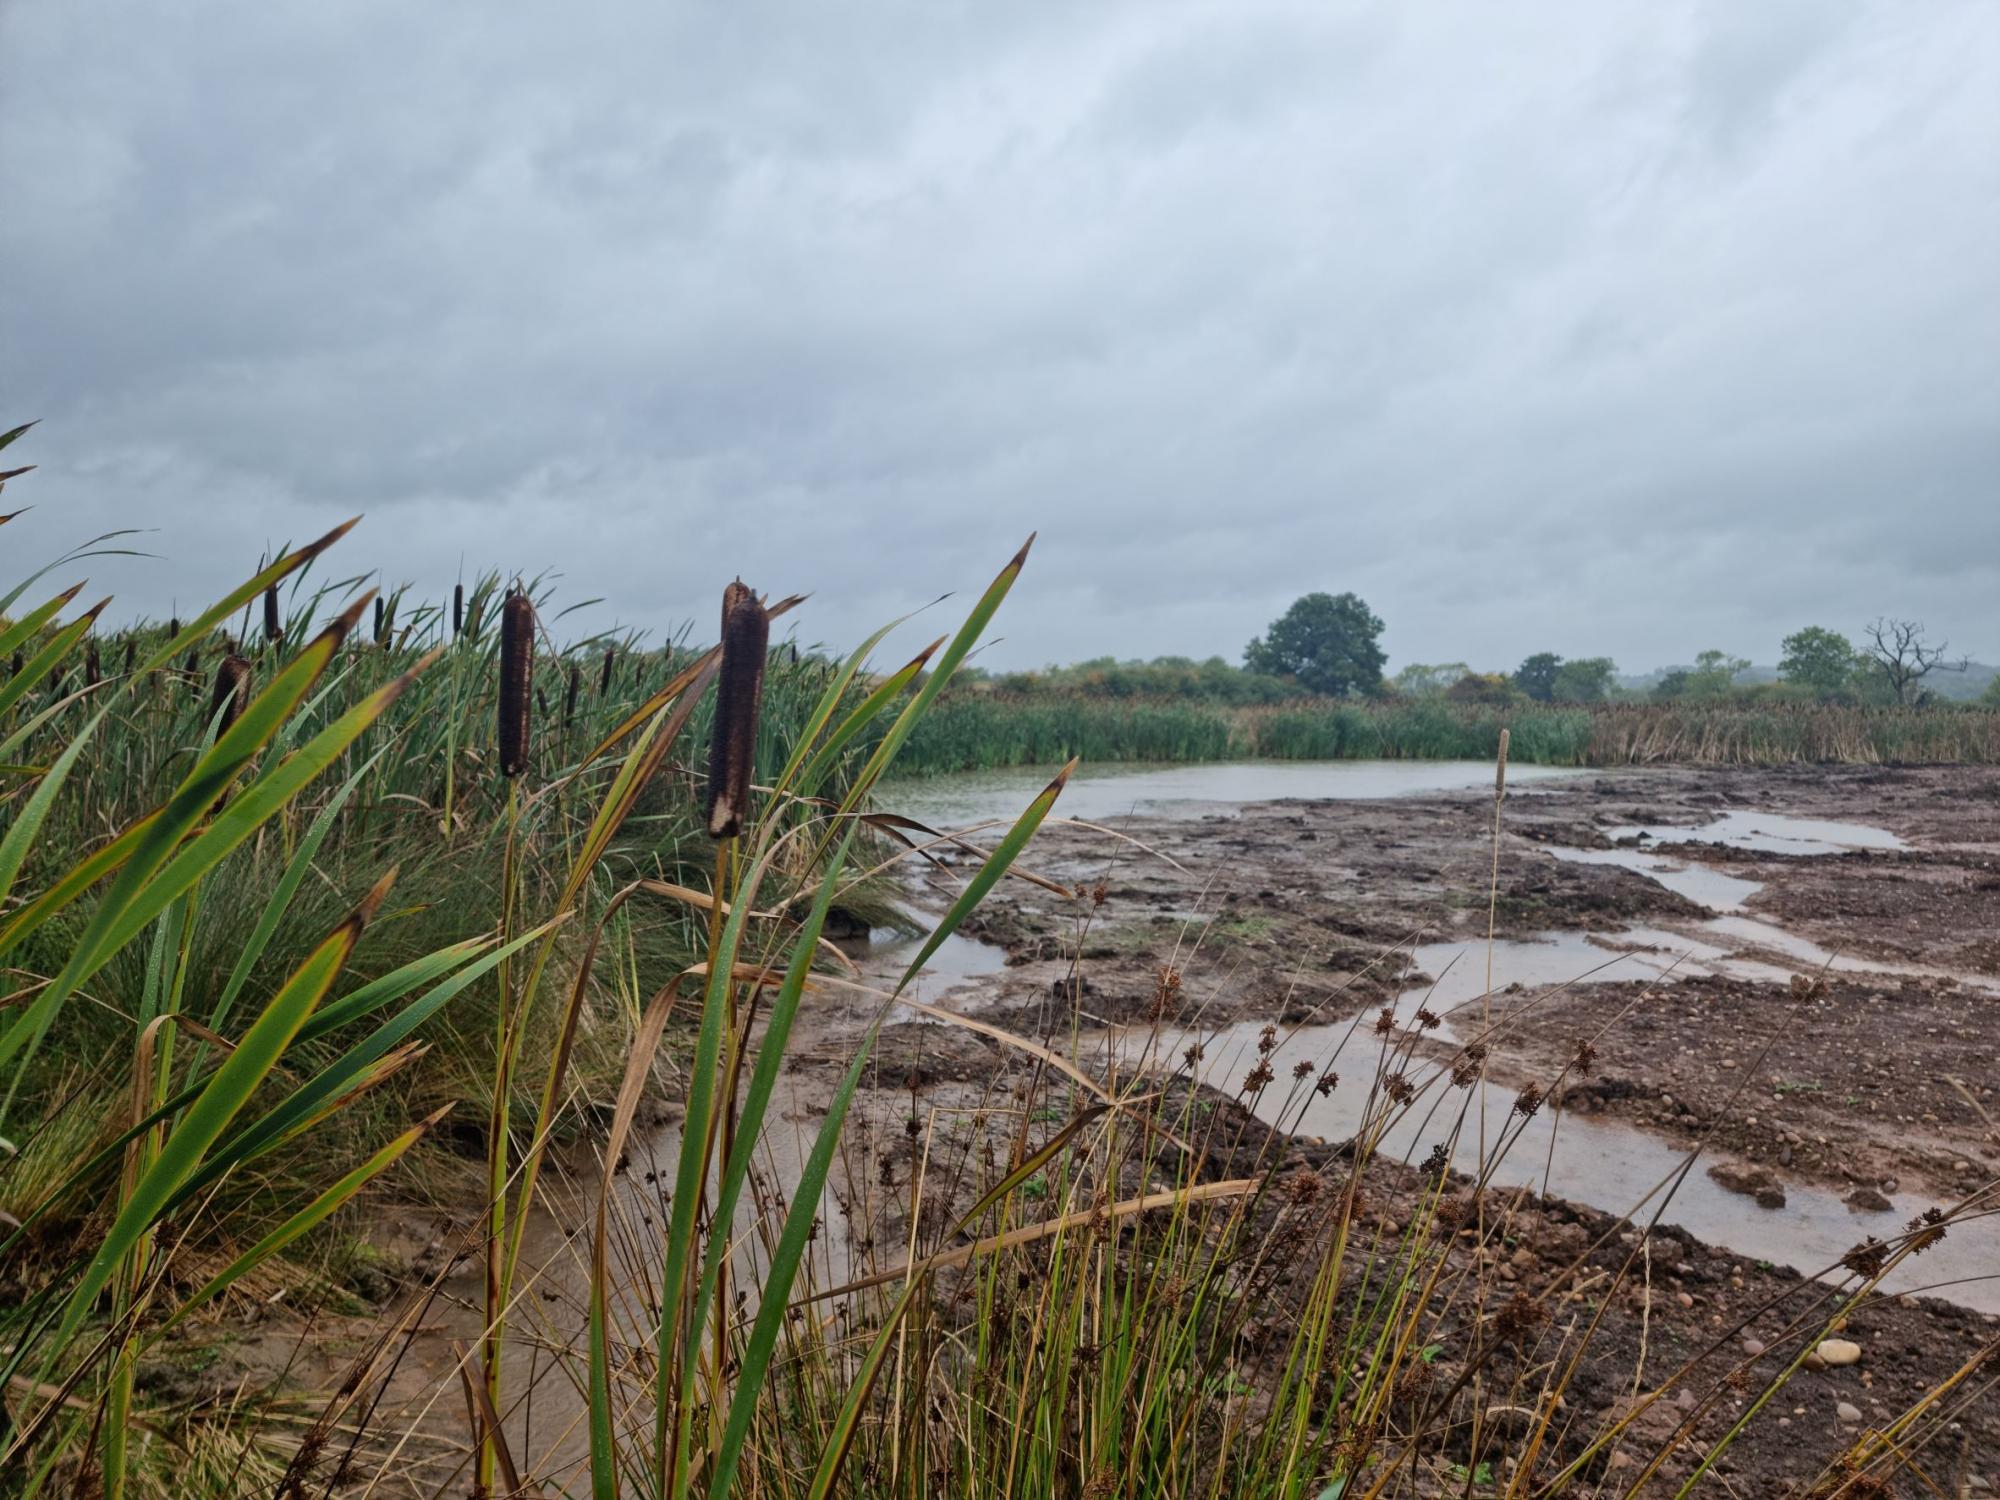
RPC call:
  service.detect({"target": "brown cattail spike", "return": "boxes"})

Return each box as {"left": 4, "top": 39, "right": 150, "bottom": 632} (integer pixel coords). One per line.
{"left": 263, "top": 583, "right": 282, "bottom": 644}
{"left": 453, "top": 582, "right": 464, "bottom": 638}
{"left": 85, "top": 640, "right": 101, "bottom": 687}
{"left": 498, "top": 588, "right": 535, "bottom": 778}
{"left": 210, "top": 654, "right": 253, "bottom": 734}
{"left": 705, "top": 581, "right": 769, "bottom": 840}
{"left": 564, "top": 662, "right": 580, "bottom": 729}
{"left": 599, "top": 647, "right": 615, "bottom": 697}
{"left": 167, "top": 616, "right": 180, "bottom": 639}
{"left": 373, "top": 596, "right": 386, "bottom": 644}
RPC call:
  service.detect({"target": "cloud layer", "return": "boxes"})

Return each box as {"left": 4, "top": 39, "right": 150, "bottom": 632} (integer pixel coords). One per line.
{"left": 3, "top": 1, "right": 1995, "bottom": 670}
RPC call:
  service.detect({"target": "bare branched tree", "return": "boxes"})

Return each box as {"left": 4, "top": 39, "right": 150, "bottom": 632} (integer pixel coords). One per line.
{"left": 1861, "top": 617, "right": 1966, "bottom": 705}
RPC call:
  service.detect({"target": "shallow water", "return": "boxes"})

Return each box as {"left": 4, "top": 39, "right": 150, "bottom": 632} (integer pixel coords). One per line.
{"left": 1610, "top": 811, "right": 1906, "bottom": 856}
{"left": 1102, "top": 1020, "right": 1999, "bottom": 1313}
{"left": 1544, "top": 845, "right": 1763, "bottom": 912}
{"left": 885, "top": 759, "right": 1588, "bottom": 828}
{"left": 835, "top": 922, "right": 1010, "bottom": 1003}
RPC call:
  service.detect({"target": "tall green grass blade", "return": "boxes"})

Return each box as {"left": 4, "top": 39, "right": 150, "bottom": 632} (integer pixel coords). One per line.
{"left": 35, "top": 882, "right": 378, "bottom": 1369}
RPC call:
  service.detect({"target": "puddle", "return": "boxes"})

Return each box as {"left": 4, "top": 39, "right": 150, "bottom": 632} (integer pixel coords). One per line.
{"left": 885, "top": 759, "right": 1588, "bottom": 828}
{"left": 1610, "top": 812, "right": 1906, "bottom": 856}
{"left": 1102, "top": 1021, "right": 1999, "bottom": 1314}
{"left": 1544, "top": 846, "right": 1762, "bottom": 913}
{"left": 835, "top": 923, "right": 1010, "bottom": 1003}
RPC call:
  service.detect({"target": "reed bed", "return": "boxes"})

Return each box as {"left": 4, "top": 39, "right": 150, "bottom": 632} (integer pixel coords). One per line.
{"left": 891, "top": 694, "right": 2000, "bottom": 775}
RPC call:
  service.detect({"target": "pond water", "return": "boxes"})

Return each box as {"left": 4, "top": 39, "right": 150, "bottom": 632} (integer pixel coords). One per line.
{"left": 884, "top": 759, "right": 1588, "bottom": 828}
{"left": 1102, "top": 1020, "right": 1999, "bottom": 1313}
{"left": 1609, "top": 812, "right": 1906, "bottom": 856}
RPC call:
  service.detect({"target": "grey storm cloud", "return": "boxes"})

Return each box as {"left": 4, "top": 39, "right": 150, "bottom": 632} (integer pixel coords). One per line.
{"left": 2, "top": 0, "right": 1995, "bottom": 672}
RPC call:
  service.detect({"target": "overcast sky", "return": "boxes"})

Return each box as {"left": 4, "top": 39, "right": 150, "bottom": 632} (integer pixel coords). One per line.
{"left": 3, "top": 2, "right": 1995, "bottom": 673}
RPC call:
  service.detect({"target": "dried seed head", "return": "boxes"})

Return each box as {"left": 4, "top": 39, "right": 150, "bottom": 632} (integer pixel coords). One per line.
{"left": 1383, "top": 1071, "right": 1416, "bottom": 1105}
{"left": 167, "top": 615, "right": 181, "bottom": 639}
{"left": 1451, "top": 1044, "right": 1489, "bottom": 1089}
{"left": 85, "top": 639, "right": 101, "bottom": 687}
{"left": 8, "top": 650, "right": 21, "bottom": 678}
{"left": 452, "top": 582, "right": 464, "bottom": 638}
{"left": 123, "top": 639, "right": 136, "bottom": 675}
{"left": 1513, "top": 1083, "right": 1544, "bottom": 1119}
{"left": 498, "top": 588, "right": 536, "bottom": 778}
{"left": 704, "top": 581, "right": 769, "bottom": 839}
{"left": 599, "top": 646, "right": 616, "bottom": 697}
{"left": 1493, "top": 1292, "right": 1546, "bottom": 1344}
{"left": 1494, "top": 727, "right": 1510, "bottom": 800}
{"left": 565, "top": 661, "right": 581, "bottom": 728}
{"left": 210, "top": 654, "right": 253, "bottom": 733}
{"left": 1842, "top": 1237, "right": 1887, "bottom": 1279}
{"left": 263, "top": 583, "right": 282, "bottom": 643}
{"left": 372, "top": 596, "right": 386, "bottom": 644}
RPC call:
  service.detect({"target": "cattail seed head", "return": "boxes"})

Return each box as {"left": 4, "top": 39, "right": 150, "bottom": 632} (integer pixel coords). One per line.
{"left": 599, "top": 647, "right": 615, "bottom": 697}
{"left": 452, "top": 582, "right": 464, "bottom": 638}
{"left": 372, "top": 596, "right": 386, "bottom": 644}
{"left": 167, "top": 615, "right": 180, "bottom": 639}
{"left": 8, "top": 650, "right": 22, "bottom": 678}
{"left": 498, "top": 588, "right": 535, "bottom": 778}
{"left": 705, "top": 581, "right": 769, "bottom": 840}
{"left": 85, "top": 639, "right": 101, "bottom": 687}
{"left": 263, "top": 583, "right": 282, "bottom": 644}
{"left": 564, "top": 662, "right": 580, "bottom": 728}
{"left": 1495, "top": 727, "right": 1510, "bottom": 800}
{"left": 210, "top": 654, "right": 253, "bottom": 734}
{"left": 123, "top": 639, "right": 136, "bottom": 675}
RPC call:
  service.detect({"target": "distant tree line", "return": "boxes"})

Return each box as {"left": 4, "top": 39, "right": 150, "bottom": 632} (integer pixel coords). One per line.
{"left": 960, "top": 591, "right": 1993, "bottom": 710}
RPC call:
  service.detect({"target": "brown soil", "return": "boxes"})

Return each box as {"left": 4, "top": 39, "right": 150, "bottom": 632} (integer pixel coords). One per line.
{"left": 850, "top": 761, "right": 2000, "bottom": 1492}
{"left": 939, "top": 764, "right": 2000, "bottom": 1204}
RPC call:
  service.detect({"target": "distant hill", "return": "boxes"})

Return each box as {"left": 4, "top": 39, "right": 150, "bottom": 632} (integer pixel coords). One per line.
{"left": 1618, "top": 662, "right": 1995, "bottom": 701}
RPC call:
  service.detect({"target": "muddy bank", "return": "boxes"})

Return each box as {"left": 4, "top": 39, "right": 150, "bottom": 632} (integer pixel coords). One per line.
{"left": 924, "top": 764, "right": 2000, "bottom": 1207}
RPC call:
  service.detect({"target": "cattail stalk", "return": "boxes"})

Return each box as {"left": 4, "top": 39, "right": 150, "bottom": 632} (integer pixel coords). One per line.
{"left": 210, "top": 654, "right": 252, "bottom": 734}
{"left": 497, "top": 589, "right": 535, "bottom": 778}
{"left": 705, "top": 581, "right": 769, "bottom": 839}
{"left": 262, "top": 583, "right": 282, "bottom": 644}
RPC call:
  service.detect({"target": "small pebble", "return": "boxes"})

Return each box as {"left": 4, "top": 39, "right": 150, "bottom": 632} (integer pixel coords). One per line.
{"left": 1835, "top": 1400, "right": 1863, "bottom": 1423}
{"left": 1742, "top": 1338, "right": 1766, "bottom": 1357}
{"left": 1816, "top": 1338, "right": 1863, "bottom": 1368}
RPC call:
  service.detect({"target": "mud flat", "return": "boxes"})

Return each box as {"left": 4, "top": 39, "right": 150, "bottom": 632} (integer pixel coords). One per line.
{"left": 817, "top": 760, "right": 2000, "bottom": 1485}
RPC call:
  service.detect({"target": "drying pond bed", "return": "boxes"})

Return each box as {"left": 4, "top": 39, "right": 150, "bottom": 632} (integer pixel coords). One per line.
{"left": 922, "top": 763, "right": 2000, "bottom": 1206}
